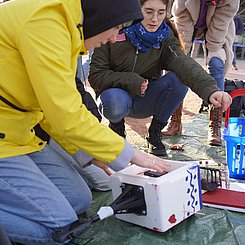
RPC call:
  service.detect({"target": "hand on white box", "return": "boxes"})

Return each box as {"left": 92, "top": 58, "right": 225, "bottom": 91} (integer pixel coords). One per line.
{"left": 131, "top": 148, "right": 170, "bottom": 172}
{"left": 90, "top": 148, "right": 170, "bottom": 176}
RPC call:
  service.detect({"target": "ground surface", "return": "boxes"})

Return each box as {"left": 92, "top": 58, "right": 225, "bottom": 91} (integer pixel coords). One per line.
{"left": 86, "top": 58, "right": 245, "bottom": 162}
{"left": 70, "top": 59, "right": 245, "bottom": 245}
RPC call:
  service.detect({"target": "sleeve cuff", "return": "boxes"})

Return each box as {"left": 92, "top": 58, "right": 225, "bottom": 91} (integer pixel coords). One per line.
{"left": 107, "top": 140, "right": 134, "bottom": 171}
{"left": 73, "top": 140, "right": 134, "bottom": 171}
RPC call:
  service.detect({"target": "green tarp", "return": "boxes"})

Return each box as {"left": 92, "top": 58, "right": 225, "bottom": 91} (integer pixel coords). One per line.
{"left": 69, "top": 114, "right": 245, "bottom": 245}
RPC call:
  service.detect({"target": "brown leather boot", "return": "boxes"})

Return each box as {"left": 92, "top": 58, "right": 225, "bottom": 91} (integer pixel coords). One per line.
{"left": 162, "top": 103, "right": 183, "bottom": 137}
{"left": 207, "top": 105, "right": 222, "bottom": 146}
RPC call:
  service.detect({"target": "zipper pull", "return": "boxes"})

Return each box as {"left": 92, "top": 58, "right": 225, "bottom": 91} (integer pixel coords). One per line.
{"left": 168, "top": 46, "right": 179, "bottom": 58}
{"left": 132, "top": 49, "right": 139, "bottom": 72}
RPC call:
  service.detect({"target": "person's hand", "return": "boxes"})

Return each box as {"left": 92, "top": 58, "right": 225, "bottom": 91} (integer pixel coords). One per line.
{"left": 131, "top": 148, "right": 170, "bottom": 172}
{"left": 90, "top": 159, "right": 112, "bottom": 176}
{"left": 209, "top": 91, "right": 232, "bottom": 112}
{"left": 90, "top": 148, "right": 170, "bottom": 175}
{"left": 141, "top": 79, "right": 148, "bottom": 95}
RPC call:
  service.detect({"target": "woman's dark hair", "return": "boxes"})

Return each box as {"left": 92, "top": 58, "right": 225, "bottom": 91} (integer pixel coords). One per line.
{"left": 139, "top": 0, "right": 185, "bottom": 52}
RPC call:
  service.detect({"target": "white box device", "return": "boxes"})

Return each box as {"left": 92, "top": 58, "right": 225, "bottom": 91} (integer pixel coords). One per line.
{"left": 110, "top": 160, "right": 202, "bottom": 232}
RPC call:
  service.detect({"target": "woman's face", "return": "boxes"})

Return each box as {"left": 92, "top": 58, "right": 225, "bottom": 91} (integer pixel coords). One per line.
{"left": 84, "top": 21, "right": 132, "bottom": 50}
{"left": 84, "top": 27, "right": 120, "bottom": 50}
{"left": 141, "top": 0, "right": 167, "bottom": 32}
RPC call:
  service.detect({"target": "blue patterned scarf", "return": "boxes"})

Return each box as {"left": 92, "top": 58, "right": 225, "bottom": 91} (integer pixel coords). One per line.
{"left": 124, "top": 21, "right": 170, "bottom": 52}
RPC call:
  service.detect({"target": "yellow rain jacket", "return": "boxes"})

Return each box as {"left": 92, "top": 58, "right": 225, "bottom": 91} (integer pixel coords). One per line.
{"left": 0, "top": 0, "right": 125, "bottom": 162}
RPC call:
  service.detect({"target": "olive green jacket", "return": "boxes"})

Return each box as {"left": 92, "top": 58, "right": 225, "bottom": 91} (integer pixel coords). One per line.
{"left": 89, "top": 30, "right": 220, "bottom": 102}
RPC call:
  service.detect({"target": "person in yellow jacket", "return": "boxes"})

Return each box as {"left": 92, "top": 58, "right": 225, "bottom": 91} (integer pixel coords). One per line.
{"left": 0, "top": 0, "right": 172, "bottom": 244}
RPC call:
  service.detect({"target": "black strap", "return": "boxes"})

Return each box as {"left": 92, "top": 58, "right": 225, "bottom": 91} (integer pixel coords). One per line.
{"left": 0, "top": 95, "right": 27, "bottom": 112}
{"left": 232, "top": 80, "right": 245, "bottom": 112}
{"left": 233, "top": 79, "right": 245, "bottom": 89}
{"left": 225, "top": 79, "right": 244, "bottom": 92}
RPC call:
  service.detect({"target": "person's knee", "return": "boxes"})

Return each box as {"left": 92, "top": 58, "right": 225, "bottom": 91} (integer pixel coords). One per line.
{"left": 100, "top": 98, "right": 127, "bottom": 122}
{"left": 78, "top": 165, "right": 112, "bottom": 192}
{"left": 105, "top": 105, "right": 126, "bottom": 122}
{"left": 99, "top": 89, "right": 130, "bottom": 122}
{"left": 81, "top": 190, "right": 93, "bottom": 211}
{"left": 71, "top": 188, "right": 92, "bottom": 214}
{"left": 91, "top": 180, "right": 111, "bottom": 191}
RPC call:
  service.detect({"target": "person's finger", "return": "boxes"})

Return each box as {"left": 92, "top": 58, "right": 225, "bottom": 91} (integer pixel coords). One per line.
{"left": 147, "top": 160, "right": 167, "bottom": 172}
{"left": 96, "top": 163, "right": 112, "bottom": 176}
{"left": 221, "top": 93, "right": 232, "bottom": 112}
{"left": 150, "top": 158, "right": 171, "bottom": 172}
{"left": 103, "top": 167, "right": 112, "bottom": 176}
{"left": 91, "top": 159, "right": 112, "bottom": 176}
{"left": 131, "top": 149, "right": 171, "bottom": 172}
{"left": 210, "top": 96, "right": 221, "bottom": 107}
{"left": 140, "top": 157, "right": 171, "bottom": 172}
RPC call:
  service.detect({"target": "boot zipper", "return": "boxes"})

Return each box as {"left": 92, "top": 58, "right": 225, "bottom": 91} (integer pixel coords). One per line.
{"left": 132, "top": 49, "right": 139, "bottom": 72}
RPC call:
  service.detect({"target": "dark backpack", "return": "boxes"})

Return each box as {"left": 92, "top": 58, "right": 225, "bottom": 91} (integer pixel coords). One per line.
{"left": 224, "top": 79, "right": 245, "bottom": 117}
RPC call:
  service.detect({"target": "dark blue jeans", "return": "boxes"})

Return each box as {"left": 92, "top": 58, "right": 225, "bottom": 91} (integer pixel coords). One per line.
{"left": 98, "top": 72, "right": 188, "bottom": 124}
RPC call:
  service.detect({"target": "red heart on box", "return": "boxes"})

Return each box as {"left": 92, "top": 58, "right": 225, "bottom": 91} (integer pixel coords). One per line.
{"left": 168, "top": 214, "right": 177, "bottom": 223}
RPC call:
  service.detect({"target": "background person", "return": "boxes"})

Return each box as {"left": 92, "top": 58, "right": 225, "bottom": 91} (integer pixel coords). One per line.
{"left": 0, "top": 0, "right": 170, "bottom": 244}
{"left": 170, "top": 0, "right": 239, "bottom": 146}
{"left": 232, "top": 14, "right": 244, "bottom": 70}
{"left": 89, "top": 0, "right": 232, "bottom": 157}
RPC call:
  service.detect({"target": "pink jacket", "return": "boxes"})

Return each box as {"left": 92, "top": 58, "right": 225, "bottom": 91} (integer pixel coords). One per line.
{"left": 172, "top": 0, "right": 240, "bottom": 74}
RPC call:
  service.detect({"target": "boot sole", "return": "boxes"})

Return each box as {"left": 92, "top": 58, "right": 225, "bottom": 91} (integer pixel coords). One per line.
{"left": 207, "top": 141, "right": 222, "bottom": 146}
{"left": 162, "top": 131, "right": 182, "bottom": 137}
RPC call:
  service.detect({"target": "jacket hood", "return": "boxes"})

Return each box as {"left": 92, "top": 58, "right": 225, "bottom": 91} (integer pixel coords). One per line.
{"left": 81, "top": 0, "right": 143, "bottom": 39}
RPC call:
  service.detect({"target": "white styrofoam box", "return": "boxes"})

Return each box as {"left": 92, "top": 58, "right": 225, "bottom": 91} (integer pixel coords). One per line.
{"left": 110, "top": 160, "right": 202, "bottom": 232}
